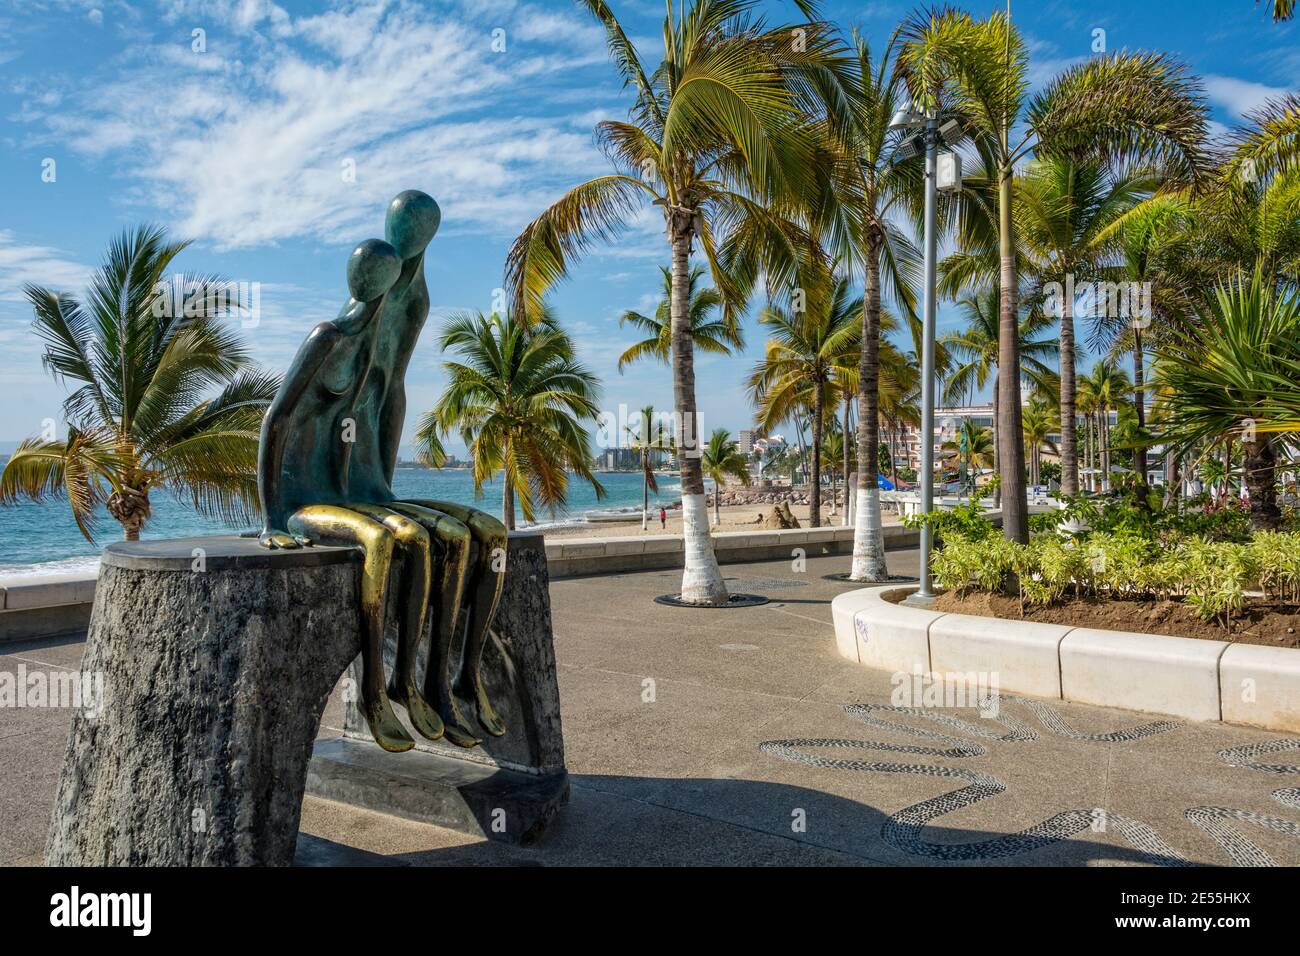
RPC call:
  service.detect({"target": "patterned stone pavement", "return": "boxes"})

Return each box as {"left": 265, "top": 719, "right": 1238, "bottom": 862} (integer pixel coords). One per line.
{"left": 3, "top": 546, "right": 1297, "bottom": 866}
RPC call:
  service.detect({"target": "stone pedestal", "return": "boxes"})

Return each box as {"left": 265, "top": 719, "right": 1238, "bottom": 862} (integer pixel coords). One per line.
{"left": 45, "top": 530, "right": 567, "bottom": 866}
{"left": 307, "top": 530, "right": 568, "bottom": 845}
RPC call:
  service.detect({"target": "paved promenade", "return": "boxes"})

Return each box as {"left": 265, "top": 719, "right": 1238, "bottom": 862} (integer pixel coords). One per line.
{"left": 3, "top": 547, "right": 1298, "bottom": 866}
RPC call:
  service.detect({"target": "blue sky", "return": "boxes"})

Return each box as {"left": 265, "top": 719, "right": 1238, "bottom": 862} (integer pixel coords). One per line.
{"left": 0, "top": 0, "right": 1295, "bottom": 454}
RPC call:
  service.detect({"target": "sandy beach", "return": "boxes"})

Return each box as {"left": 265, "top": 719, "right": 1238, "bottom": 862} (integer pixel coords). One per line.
{"left": 535, "top": 499, "right": 906, "bottom": 539}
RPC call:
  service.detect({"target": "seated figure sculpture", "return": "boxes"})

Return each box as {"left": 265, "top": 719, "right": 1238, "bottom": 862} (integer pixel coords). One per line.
{"left": 257, "top": 191, "right": 507, "bottom": 753}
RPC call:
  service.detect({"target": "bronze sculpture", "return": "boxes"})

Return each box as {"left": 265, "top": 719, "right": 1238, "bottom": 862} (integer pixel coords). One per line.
{"left": 257, "top": 191, "right": 508, "bottom": 753}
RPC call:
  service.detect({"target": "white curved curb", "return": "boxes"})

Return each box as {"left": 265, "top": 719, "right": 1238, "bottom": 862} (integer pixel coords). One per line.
{"left": 831, "top": 585, "right": 1300, "bottom": 732}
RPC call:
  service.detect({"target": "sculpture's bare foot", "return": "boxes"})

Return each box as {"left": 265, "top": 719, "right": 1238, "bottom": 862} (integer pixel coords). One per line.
{"left": 391, "top": 682, "right": 444, "bottom": 741}
{"left": 440, "top": 699, "right": 482, "bottom": 748}
{"left": 365, "top": 698, "right": 415, "bottom": 753}
{"left": 459, "top": 675, "right": 506, "bottom": 737}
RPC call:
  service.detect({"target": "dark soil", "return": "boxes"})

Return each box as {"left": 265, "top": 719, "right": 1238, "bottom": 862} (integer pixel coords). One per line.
{"left": 932, "top": 590, "right": 1300, "bottom": 648}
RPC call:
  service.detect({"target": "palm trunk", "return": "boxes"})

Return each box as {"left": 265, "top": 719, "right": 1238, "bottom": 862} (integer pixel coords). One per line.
{"left": 668, "top": 214, "right": 726, "bottom": 605}
{"left": 850, "top": 241, "right": 888, "bottom": 581}
{"left": 1132, "top": 329, "right": 1148, "bottom": 501}
{"left": 1100, "top": 409, "right": 1111, "bottom": 490}
{"left": 996, "top": 167, "right": 1028, "bottom": 543}
{"left": 991, "top": 377, "right": 1001, "bottom": 508}
{"left": 503, "top": 477, "right": 516, "bottom": 531}
{"left": 642, "top": 458, "right": 650, "bottom": 531}
{"left": 1244, "top": 438, "right": 1280, "bottom": 530}
{"left": 1165, "top": 449, "right": 1181, "bottom": 507}
{"left": 842, "top": 399, "right": 851, "bottom": 526}
{"left": 810, "top": 385, "right": 823, "bottom": 528}
{"left": 1059, "top": 295, "right": 1079, "bottom": 495}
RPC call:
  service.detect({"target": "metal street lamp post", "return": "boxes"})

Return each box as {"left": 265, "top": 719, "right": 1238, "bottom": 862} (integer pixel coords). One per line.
{"left": 890, "top": 107, "right": 962, "bottom": 601}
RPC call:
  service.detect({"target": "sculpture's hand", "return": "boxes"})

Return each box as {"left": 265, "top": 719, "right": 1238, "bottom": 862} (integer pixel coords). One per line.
{"left": 259, "top": 528, "right": 310, "bottom": 549}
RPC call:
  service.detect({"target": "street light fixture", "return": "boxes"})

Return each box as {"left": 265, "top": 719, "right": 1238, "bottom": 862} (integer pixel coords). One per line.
{"left": 891, "top": 107, "right": 963, "bottom": 602}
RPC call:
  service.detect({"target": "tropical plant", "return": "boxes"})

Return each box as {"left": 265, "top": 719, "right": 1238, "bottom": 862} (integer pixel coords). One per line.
{"left": 627, "top": 405, "right": 672, "bottom": 531}
{"left": 817, "top": 28, "right": 924, "bottom": 579}
{"left": 940, "top": 421, "right": 995, "bottom": 492}
{"left": 505, "top": 0, "right": 851, "bottom": 605}
{"left": 616, "top": 265, "right": 740, "bottom": 371}
{"left": 1016, "top": 157, "right": 1156, "bottom": 494}
{"left": 700, "top": 428, "right": 752, "bottom": 525}
{"left": 900, "top": 8, "right": 1209, "bottom": 543}
{"left": 749, "top": 273, "right": 860, "bottom": 527}
{"left": 415, "top": 310, "right": 604, "bottom": 530}
{"left": 0, "top": 226, "right": 276, "bottom": 541}
{"left": 1077, "top": 360, "right": 1131, "bottom": 492}
{"left": 1021, "top": 398, "right": 1060, "bottom": 487}
{"left": 1155, "top": 269, "right": 1300, "bottom": 531}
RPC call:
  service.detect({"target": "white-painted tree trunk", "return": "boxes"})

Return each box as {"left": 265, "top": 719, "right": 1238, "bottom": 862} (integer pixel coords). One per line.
{"left": 680, "top": 492, "right": 727, "bottom": 603}
{"left": 849, "top": 487, "right": 888, "bottom": 581}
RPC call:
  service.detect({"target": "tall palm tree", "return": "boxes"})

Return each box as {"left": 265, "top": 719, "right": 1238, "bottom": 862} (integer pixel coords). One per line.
{"left": 700, "top": 428, "right": 752, "bottom": 526}
{"left": 1156, "top": 270, "right": 1300, "bottom": 530}
{"left": 1, "top": 226, "right": 276, "bottom": 541}
{"left": 748, "top": 274, "right": 860, "bottom": 527}
{"left": 1077, "top": 360, "right": 1132, "bottom": 492}
{"left": 901, "top": 8, "right": 1208, "bottom": 542}
{"left": 820, "top": 29, "right": 923, "bottom": 579}
{"left": 415, "top": 310, "right": 604, "bottom": 530}
{"left": 627, "top": 405, "right": 671, "bottom": 531}
{"left": 505, "top": 0, "right": 851, "bottom": 605}
{"left": 617, "top": 265, "right": 740, "bottom": 371}
{"left": 1016, "top": 157, "right": 1156, "bottom": 495}
{"left": 1021, "top": 398, "right": 1061, "bottom": 488}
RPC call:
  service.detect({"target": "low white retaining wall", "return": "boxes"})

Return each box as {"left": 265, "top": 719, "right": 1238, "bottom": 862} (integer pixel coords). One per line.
{"left": 833, "top": 585, "right": 1300, "bottom": 733}
{"left": 544, "top": 523, "right": 919, "bottom": 578}
{"left": 0, "top": 571, "right": 99, "bottom": 642}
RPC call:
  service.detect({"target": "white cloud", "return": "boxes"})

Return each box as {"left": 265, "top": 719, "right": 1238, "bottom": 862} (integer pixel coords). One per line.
{"left": 0, "top": 230, "right": 92, "bottom": 302}
{"left": 33, "top": 0, "right": 615, "bottom": 250}
{"left": 1204, "top": 74, "right": 1290, "bottom": 120}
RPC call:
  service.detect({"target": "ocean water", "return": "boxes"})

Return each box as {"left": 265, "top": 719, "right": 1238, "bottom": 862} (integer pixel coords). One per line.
{"left": 0, "top": 469, "right": 682, "bottom": 577}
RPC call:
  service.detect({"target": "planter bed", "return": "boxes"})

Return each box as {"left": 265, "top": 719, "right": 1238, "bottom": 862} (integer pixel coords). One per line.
{"left": 933, "top": 590, "right": 1300, "bottom": 648}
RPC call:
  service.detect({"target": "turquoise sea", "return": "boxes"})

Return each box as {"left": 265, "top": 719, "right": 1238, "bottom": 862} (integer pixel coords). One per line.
{"left": 0, "top": 469, "right": 682, "bottom": 576}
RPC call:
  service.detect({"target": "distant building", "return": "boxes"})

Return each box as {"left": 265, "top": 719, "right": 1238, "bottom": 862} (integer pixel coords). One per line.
{"left": 737, "top": 429, "right": 757, "bottom": 455}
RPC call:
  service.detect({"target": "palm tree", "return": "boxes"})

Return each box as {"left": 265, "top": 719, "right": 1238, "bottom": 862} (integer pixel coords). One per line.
{"left": 748, "top": 274, "right": 860, "bottom": 527}
{"left": 505, "top": 0, "right": 850, "bottom": 605}
{"left": 940, "top": 421, "right": 995, "bottom": 492}
{"left": 627, "top": 405, "right": 671, "bottom": 531}
{"left": 415, "top": 310, "right": 604, "bottom": 530}
{"left": 701, "top": 428, "right": 752, "bottom": 526}
{"left": 901, "top": 8, "right": 1208, "bottom": 543}
{"left": 1016, "top": 157, "right": 1155, "bottom": 495}
{"left": 1156, "top": 270, "right": 1300, "bottom": 530}
{"left": 1021, "top": 398, "right": 1060, "bottom": 488}
{"left": 1077, "top": 361, "right": 1132, "bottom": 492}
{"left": 617, "top": 265, "right": 741, "bottom": 371}
{"left": 1, "top": 226, "right": 276, "bottom": 541}
{"left": 820, "top": 29, "right": 923, "bottom": 579}
{"left": 940, "top": 288, "right": 1057, "bottom": 498}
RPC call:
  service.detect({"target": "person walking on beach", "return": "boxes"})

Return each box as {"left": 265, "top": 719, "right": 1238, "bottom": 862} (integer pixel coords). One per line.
{"left": 658, "top": 506, "right": 667, "bottom": 530}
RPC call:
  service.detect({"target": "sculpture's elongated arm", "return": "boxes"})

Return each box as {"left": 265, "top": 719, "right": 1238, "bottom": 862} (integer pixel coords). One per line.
{"left": 257, "top": 323, "right": 341, "bottom": 538}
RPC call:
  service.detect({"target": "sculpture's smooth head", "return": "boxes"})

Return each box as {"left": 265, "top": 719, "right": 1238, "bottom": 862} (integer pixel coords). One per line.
{"left": 385, "top": 190, "right": 441, "bottom": 260}
{"left": 347, "top": 239, "right": 402, "bottom": 302}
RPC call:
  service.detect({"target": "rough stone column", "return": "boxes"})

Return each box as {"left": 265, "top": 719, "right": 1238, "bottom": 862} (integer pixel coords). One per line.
{"left": 45, "top": 536, "right": 362, "bottom": 866}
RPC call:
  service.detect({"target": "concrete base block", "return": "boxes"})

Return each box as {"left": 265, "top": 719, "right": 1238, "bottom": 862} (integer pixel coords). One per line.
{"left": 307, "top": 737, "right": 569, "bottom": 846}
{"left": 1219, "top": 643, "right": 1300, "bottom": 732}
{"left": 930, "top": 613, "right": 1068, "bottom": 699}
{"left": 832, "top": 586, "right": 935, "bottom": 673}
{"left": 1060, "top": 628, "right": 1228, "bottom": 722}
